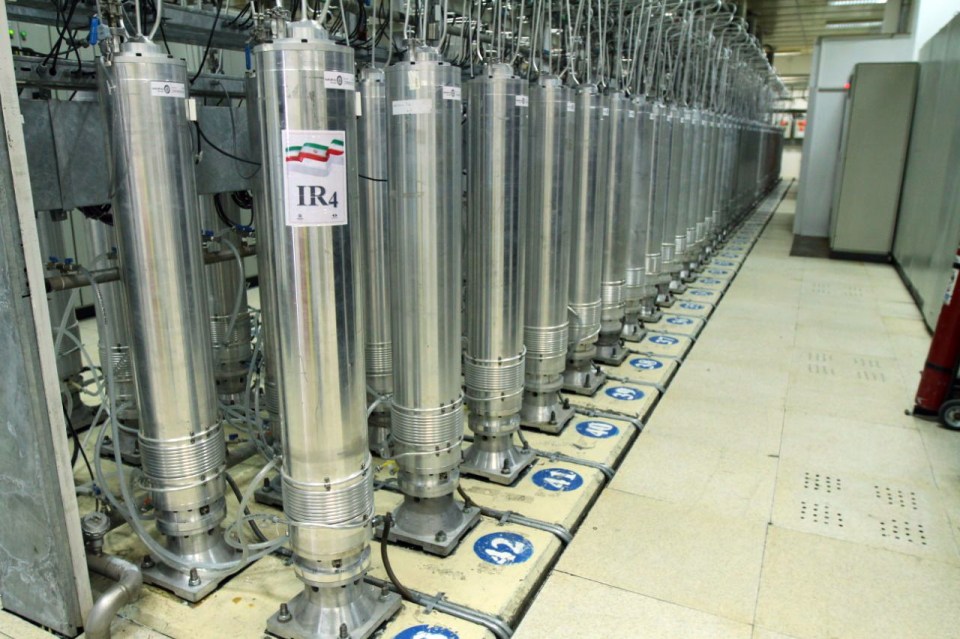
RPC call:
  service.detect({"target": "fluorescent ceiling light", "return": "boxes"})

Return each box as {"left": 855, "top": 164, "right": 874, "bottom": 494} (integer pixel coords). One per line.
{"left": 827, "top": 0, "right": 886, "bottom": 5}
{"left": 775, "top": 50, "right": 805, "bottom": 56}
{"left": 825, "top": 20, "right": 883, "bottom": 29}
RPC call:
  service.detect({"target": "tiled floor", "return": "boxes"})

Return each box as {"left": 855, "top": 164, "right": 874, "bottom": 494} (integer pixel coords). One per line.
{"left": 515, "top": 188, "right": 960, "bottom": 639}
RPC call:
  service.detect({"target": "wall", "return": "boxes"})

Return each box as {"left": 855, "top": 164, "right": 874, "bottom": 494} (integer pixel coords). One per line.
{"left": 893, "top": 13, "right": 960, "bottom": 329}
{"left": 793, "top": 35, "right": 914, "bottom": 238}
{"left": 912, "top": 0, "right": 960, "bottom": 57}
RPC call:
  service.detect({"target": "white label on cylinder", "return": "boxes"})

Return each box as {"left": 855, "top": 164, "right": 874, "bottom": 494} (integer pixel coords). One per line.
{"left": 567, "top": 101, "right": 576, "bottom": 112}
{"left": 150, "top": 81, "right": 186, "bottom": 98}
{"left": 355, "top": 91, "right": 362, "bottom": 117}
{"left": 282, "top": 129, "right": 348, "bottom": 227}
{"left": 628, "top": 110, "right": 635, "bottom": 118}
{"left": 392, "top": 99, "right": 433, "bottom": 115}
{"left": 602, "top": 107, "right": 610, "bottom": 116}
{"left": 515, "top": 94, "right": 529, "bottom": 107}
{"left": 442, "top": 86, "right": 462, "bottom": 101}
{"left": 324, "top": 71, "right": 356, "bottom": 91}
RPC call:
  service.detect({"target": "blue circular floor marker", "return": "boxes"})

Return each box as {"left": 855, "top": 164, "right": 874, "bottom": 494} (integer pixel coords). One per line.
{"left": 699, "top": 278, "right": 721, "bottom": 285}
{"left": 394, "top": 626, "right": 460, "bottom": 639}
{"left": 575, "top": 420, "right": 620, "bottom": 438}
{"left": 706, "top": 269, "right": 729, "bottom": 276}
{"left": 629, "top": 357, "right": 664, "bottom": 370}
{"left": 605, "top": 386, "right": 645, "bottom": 401}
{"left": 679, "top": 302, "right": 704, "bottom": 310}
{"left": 531, "top": 468, "right": 584, "bottom": 492}
{"left": 648, "top": 334, "right": 679, "bottom": 345}
{"left": 690, "top": 290, "right": 713, "bottom": 296}
{"left": 715, "top": 260, "right": 735, "bottom": 266}
{"left": 666, "top": 317, "right": 694, "bottom": 325}
{"left": 474, "top": 532, "right": 534, "bottom": 566}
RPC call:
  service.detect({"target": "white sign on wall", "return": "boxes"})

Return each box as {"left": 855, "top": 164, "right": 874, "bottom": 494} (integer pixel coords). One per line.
{"left": 282, "top": 129, "right": 348, "bottom": 227}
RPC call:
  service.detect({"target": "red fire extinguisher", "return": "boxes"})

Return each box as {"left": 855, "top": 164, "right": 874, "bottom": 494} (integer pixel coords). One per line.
{"left": 915, "top": 246, "right": 960, "bottom": 428}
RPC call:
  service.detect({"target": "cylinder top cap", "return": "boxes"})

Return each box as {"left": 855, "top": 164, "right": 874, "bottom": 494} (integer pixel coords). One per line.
{"left": 538, "top": 75, "right": 562, "bottom": 88}
{"left": 483, "top": 62, "right": 514, "bottom": 79}
{"left": 361, "top": 66, "right": 385, "bottom": 82}
{"left": 286, "top": 20, "right": 329, "bottom": 41}
{"left": 406, "top": 45, "right": 443, "bottom": 63}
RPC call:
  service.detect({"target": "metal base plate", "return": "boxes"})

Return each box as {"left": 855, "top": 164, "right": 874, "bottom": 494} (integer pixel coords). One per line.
{"left": 461, "top": 445, "right": 537, "bottom": 486}
{"left": 562, "top": 365, "right": 607, "bottom": 396}
{"left": 520, "top": 402, "right": 576, "bottom": 435}
{"left": 254, "top": 472, "right": 284, "bottom": 508}
{"left": 141, "top": 538, "right": 241, "bottom": 603}
{"left": 265, "top": 585, "right": 402, "bottom": 639}
{"left": 656, "top": 292, "right": 675, "bottom": 308}
{"left": 384, "top": 504, "right": 482, "bottom": 557}
{"left": 620, "top": 320, "right": 646, "bottom": 343}
{"left": 99, "top": 436, "right": 141, "bottom": 467}
{"left": 594, "top": 342, "right": 629, "bottom": 366}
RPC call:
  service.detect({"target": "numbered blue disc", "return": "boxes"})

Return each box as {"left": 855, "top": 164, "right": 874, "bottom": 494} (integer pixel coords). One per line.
{"left": 679, "top": 302, "right": 704, "bottom": 310}
{"left": 666, "top": 317, "right": 694, "bottom": 325}
{"left": 575, "top": 420, "right": 620, "bottom": 438}
{"left": 699, "top": 278, "right": 721, "bottom": 285}
{"left": 715, "top": 260, "right": 734, "bottom": 266}
{"left": 648, "top": 334, "right": 679, "bottom": 345}
{"left": 604, "top": 386, "right": 645, "bottom": 401}
{"left": 707, "top": 269, "right": 728, "bottom": 276}
{"left": 690, "top": 290, "right": 712, "bottom": 296}
{"left": 531, "top": 468, "right": 584, "bottom": 492}
{"left": 629, "top": 357, "right": 664, "bottom": 370}
{"left": 474, "top": 532, "right": 534, "bottom": 565}
{"left": 393, "top": 625, "right": 459, "bottom": 639}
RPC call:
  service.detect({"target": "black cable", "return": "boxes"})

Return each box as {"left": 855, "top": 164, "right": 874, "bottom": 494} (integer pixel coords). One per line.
{"left": 194, "top": 121, "right": 261, "bottom": 166}
{"left": 190, "top": 0, "right": 224, "bottom": 84}
{"left": 63, "top": 404, "right": 97, "bottom": 492}
{"left": 359, "top": 174, "right": 388, "bottom": 183}
{"left": 79, "top": 203, "right": 114, "bottom": 226}
{"left": 230, "top": 190, "right": 254, "bottom": 210}
{"left": 224, "top": 470, "right": 269, "bottom": 543}
{"left": 213, "top": 192, "right": 242, "bottom": 228}
{"left": 379, "top": 513, "right": 420, "bottom": 604}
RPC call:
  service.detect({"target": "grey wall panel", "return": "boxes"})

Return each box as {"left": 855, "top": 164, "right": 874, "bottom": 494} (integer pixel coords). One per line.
{"left": 893, "top": 15, "right": 960, "bottom": 329}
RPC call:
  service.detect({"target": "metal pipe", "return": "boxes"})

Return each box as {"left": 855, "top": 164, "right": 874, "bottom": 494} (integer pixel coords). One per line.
{"left": 253, "top": 20, "right": 402, "bottom": 639}
{"left": 385, "top": 45, "right": 480, "bottom": 556}
{"left": 357, "top": 67, "right": 393, "bottom": 459}
{"left": 85, "top": 552, "right": 143, "bottom": 639}
{"left": 98, "top": 40, "right": 235, "bottom": 599}
{"left": 520, "top": 74, "right": 575, "bottom": 433}
{"left": 462, "top": 62, "right": 534, "bottom": 484}
{"left": 44, "top": 244, "right": 258, "bottom": 292}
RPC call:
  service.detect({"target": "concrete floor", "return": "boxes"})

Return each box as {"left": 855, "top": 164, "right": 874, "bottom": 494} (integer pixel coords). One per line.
{"left": 514, "top": 188, "right": 960, "bottom": 638}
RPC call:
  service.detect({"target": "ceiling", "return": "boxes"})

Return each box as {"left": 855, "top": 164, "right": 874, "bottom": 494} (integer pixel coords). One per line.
{"left": 745, "top": 0, "right": 894, "bottom": 52}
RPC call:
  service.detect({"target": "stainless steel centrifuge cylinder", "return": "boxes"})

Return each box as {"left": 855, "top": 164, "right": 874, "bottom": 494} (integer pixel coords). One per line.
{"left": 520, "top": 76, "right": 575, "bottom": 433}
{"left": 386, "top": 46, "right": 480, "bottom": 556}
{"left": 244, "top": 73, "right": 283, "bottom": 447}
{"left": 594, "top": 91, "right": 630, "bottom": 365}
{"left": 648, "top": 102, "right": 674, "bottom": 312}
{"left": 99, "top": 41, "right": 232, "bottom": 600}
{"left": 562, "top": 84, "right": 607, "bottom": 395}
{"left": 462, "top": 64, "right": 535, "bottom": 484}
{"left": 621, "top": 98, "right": 652, "bottom": 342}
{"left": 254, "top": 24, "right": 400, "bottom": 639}
{"left": 199, "top": 196, "right": 253, "bottom": 403}
{"left": 658, "top": 105, "right": 686, "bottom": 305}
{"left": 36, "top": 210, "right": 93, "bottom": 427}
{"left": 87, "top": 219, "right": 140, "bottom": 463}
{"left": 357, "top": 68, "right": 393, "bottom": 459}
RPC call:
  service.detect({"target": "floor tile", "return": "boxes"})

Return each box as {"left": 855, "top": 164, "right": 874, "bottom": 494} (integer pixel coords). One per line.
{"left": 556, "top": 489, "right": 769, "bottom": 625}
{"left": 755, "top": 527, "right": 960, "bottom": 639}
{"left": 514, "top": 572, "right": 753, "bottom": 639}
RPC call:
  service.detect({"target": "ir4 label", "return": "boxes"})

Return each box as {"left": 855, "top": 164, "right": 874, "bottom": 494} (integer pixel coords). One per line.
{"left": 282, "top": 129, "right": 348, "bottom": 227}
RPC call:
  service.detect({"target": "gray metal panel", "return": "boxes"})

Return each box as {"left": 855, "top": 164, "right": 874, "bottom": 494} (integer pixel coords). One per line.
{"left": 0, "top": 18, "right": 92, "bottom": 635}
{"left": 830, "top": 63, "right": 918, "bottom": 255}
{"left": 20, "top": 100, "right": 255, "bottom": 208}
{"left": 894, "top": 13, "right": 960, "bottom": 328}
